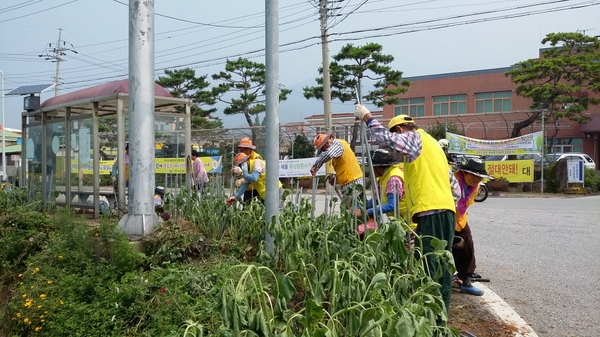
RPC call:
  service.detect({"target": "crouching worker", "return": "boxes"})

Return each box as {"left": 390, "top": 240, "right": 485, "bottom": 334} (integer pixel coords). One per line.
{"left": 453, "top": 158, "right": 491, "bottom": 296}
{"left": 351, "top": 149, "right": 416, "bottom": 238}
{"left": 154, "top": 186, "right": 165, "bottom": 214}
{"left": 226, "top": 152, "right": 283, "bottom": 207}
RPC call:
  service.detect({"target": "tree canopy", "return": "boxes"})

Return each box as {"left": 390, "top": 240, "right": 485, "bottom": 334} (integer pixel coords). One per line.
{"left": 212, "top": 58, "right": 292, "bottom": 143}
{"left": 505, "top": 32, "right": 600, "bottom": 138}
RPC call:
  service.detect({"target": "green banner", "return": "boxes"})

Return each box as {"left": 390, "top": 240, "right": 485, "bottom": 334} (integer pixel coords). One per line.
{"left": 446, "top": 132, "right": 543, "bottom": 155}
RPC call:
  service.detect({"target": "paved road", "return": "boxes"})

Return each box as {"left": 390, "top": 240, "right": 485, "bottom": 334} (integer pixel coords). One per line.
{"left": 468, "top": 196, "right": 600, "bottom": 337}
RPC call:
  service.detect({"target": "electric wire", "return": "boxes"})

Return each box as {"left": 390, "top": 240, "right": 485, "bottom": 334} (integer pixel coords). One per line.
{"left": 0, "top": 0, "right": 78, "bottom": 23}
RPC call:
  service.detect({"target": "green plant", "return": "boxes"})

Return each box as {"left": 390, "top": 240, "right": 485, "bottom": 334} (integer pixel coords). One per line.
{"left": 584, "top": 167, "right": 600, "bottom": 192}
{"left": 492, "top": 176, "right": 508, "bottom": 182}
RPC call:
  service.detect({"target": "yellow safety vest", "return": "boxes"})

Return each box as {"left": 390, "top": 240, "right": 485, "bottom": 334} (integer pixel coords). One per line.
{"left": 246, "top": 151, "right": 262, "bottom": 191}
{"left": 331, "top": 139, "right": 363, "bottom": 186}
{"left": 404, "top": 129, "right": 456, "bottom": 223}
{"left": 248, "top": 158, "right": 282, "bottom": 201}
{"left": 378, "top": 165, "right": 417, "bottom": 229}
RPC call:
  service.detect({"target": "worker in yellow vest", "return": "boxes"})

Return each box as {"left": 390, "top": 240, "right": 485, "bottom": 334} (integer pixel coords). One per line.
{"left": 236, "top": 138, "right": 263, "bottom": 202}
{"left": 226, "top": 152, "right": 282, "bottom": 206}
{"left": 352, "top": 149, "right": 417, "bottom": 237}
{"left": 453, "top": 158, "right": 491, "bottom": 296}
{"left": 355, "top": 104, "right": 461, "bottom": 313}
{"left": 309, "top": 133, "right": 363, "bottom": 193}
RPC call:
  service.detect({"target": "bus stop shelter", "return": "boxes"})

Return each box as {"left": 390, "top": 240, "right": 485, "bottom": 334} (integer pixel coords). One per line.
{"left": 20, "top": 79, "right": 191, "bottom": 218}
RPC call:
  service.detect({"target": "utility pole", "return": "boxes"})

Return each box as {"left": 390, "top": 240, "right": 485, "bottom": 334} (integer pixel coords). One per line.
{"left": 39, "top": 28, "right": 77, "bottom": 97}
{"left": 320, "top": 0, "right": 332, "bottom": 135}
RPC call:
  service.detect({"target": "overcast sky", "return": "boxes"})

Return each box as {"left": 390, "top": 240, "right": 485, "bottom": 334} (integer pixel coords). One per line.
{"left": 1, "top": 0, "right": 599, "bottom": 130}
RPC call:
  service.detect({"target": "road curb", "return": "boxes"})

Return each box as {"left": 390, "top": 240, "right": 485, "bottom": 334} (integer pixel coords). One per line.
{"left": 476, "top": 283, "right": 538, "bottom": 337}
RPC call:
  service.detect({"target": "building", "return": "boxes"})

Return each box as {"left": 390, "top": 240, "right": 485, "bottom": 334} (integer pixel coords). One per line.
{"left": 382, "top": 66, "right": 600, "bottom": 169}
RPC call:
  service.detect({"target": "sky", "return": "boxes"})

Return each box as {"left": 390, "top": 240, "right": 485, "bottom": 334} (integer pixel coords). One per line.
{"left": 1, "top": 0, "right": 599, "bottom": 131}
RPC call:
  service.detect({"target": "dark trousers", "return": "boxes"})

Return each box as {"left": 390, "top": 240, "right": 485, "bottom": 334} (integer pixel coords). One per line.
{"left": 452, "top": 223, "right": 476, "bottom": 282}
{"left": 415, "top": 210, "right": 455, "bottom": 311}
{"left": 242, "top": 189, "right": 260, "bottom": 203}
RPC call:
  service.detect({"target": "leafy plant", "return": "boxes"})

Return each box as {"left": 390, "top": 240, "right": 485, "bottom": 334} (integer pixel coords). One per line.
{"left": 492, "top": 176, "right": 508, "bottom": 182}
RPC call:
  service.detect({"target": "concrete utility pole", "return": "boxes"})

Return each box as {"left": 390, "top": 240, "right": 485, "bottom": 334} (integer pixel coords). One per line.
{"left": 0, "top": 70, "right": 5, "bottom": 182}
{"left": 320, "top": 0, "right": 333, "bottom": 135}
{"left": 39, "top": 29, "right": 77, "bottom": 97}
{"left": 118, "top": 0, "right": 158, "bottom": 238}
{"left": 264, "top": 0, "right": 279, "bottom": 254}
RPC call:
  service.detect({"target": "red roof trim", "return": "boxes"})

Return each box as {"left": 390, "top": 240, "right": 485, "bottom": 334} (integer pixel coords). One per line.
{"left": 41, "top": 79, "right": 173, "bottom": 108}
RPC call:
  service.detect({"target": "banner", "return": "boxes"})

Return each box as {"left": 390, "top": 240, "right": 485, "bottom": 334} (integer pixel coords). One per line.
{"left": 71, "top": 156, "right": 222, "bottom": 175}
{"left": 279, "top": 157, "right": 326, "bottom": 178}
{"left": 566, "top": 160, "right": 584, "bottom": 183}
{"left": 484, "top": 160, "right": 534, "bottom": 183}
{"left": 446, "top": 132, "right": 543, "bottom": 155}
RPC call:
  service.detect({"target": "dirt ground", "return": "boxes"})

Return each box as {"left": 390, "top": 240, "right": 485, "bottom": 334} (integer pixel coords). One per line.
{"left": 449, "top": 287, "right": 521, "bottom": 337}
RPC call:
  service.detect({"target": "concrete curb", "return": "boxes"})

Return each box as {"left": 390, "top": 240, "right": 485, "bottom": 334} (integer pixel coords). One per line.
{"left": 476, "top": 282, "right": 538, "bottom": 337}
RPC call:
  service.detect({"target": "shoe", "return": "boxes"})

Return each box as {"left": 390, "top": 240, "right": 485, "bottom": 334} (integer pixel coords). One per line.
{"left": 460, "top": 284, "right": 484, "bottom": 296}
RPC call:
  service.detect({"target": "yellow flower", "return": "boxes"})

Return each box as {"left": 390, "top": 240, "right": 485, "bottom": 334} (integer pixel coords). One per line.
{"left": 58, "top": 255, "right": 63, "bottom": 259}
{"left": 33, "top": 268, "right": 40, "bottom": 274}
{"left": 16, "top": 313, "right": 21, "bottom": 317}
{"left": 23, "top": 318, "right": 30, "bottom": 323}
{"left": 40, "top": 315, "right": 44, "bottom": 319}
{"left": 35, "top": 327, "right": 42, "bottom": 331}
{"left": 59, "top": 300, "right": 64, "bottom": 305}
{"left": 37, "top": 305, "right": 42, "bottom": 309}
{"left": 30, "top": 286, "right": 34, "bottom": 289}
{"left": 44, "top": 311, "right": 48, "bottom": 314}
{"left": 39, "top": 294, "right": 46, "bottom": 300}
{"left": 41, "top": 319, "right": 45, "bottom": 323}
{"left": 47, "top": 280, "right": 53, "bottom": 284}
{"left": 19, "top": 282, "right": 23, "bottom": 285}
{"left": 22, "top": 294, "right": 27, "bottom": 298}
{"left": 28, "top": 263, "right": 32, "bottom": 266}
{"left": 18, "top": 274, "right": 23, "bottom": 278}
{"left": 94, "top": 232, "right": 99, "bottom": 237}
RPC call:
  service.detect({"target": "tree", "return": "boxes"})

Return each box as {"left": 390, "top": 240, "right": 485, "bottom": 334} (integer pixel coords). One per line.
{"left": 505, "top": 32, "right": 600, "bottom": 139}
{"left": 425, "top": 121, "right": 464, "bottom": 141}
{"left": 212, "top": 58, "right": 292, "bottom": 143}
{"left": 156, "top": 68, "right": 223, "bottom": 130}
{"left": 287, "top": 133, "right": 315, "bottom": 159}
{"left": 303, "top": 43, "right": 410, "bottom": 149}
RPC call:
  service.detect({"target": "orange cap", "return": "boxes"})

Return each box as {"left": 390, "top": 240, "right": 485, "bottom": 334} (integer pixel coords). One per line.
{"left": 313, "top": 133, "right": 333, "bottom": 151}
{"left": 237, "top": 137, "right": 256, "bottom": 150}
{"left": 234, "top": 153, "right": 250, "bottom": 166}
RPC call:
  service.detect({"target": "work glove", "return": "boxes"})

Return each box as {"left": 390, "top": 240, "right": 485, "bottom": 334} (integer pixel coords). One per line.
{"left": 234, "top": 178, "right": 246, "bottom": 188}
{"left": 355, "top": 104, "right": 370, "bottom": 121}
{"left": 111, "top": 176, "right": 116, "bottom": 183}
{"left": 232, "top": 166, "right": 243, "bottom": 177}
{"left": 226, "top": 196, "right": 237, "bottom": 206}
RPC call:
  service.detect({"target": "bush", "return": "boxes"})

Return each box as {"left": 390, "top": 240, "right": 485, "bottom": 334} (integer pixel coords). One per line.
{"left": 584, "top": 168, "right": 600, "bottom": 192}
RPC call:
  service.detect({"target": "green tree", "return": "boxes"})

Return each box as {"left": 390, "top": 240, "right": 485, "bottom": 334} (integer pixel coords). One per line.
{"left": 156, "top": 68, "right": 223, "bottom": 130}
{"left": 212, "top": 58, "right": 292, "bottom": 143}
{"left": 425, "top": 121, "right": 464, "bottom": 141}
{"left": 287, "top": 133, "right": 314, "bottom": 159}
{"left": 505, "top": 32, "right": 600, "bottom": 139}
{"left": 303, "top": 43, "right": 410, "bottom": 149}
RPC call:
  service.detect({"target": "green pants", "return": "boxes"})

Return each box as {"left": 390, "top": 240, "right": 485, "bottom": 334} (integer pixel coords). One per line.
{"left": 416, "top": 210, "right": 455, "bottom": 311}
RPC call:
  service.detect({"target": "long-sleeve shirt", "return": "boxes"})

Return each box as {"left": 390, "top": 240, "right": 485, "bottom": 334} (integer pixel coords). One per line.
{"left": 365, "top": 175, "right": 405, "bottom": 217}
{"left": 193, "top": 158, "right": 209, "bottom": 184}
{"left": 365, "top": 117, "right": 461, "bottom": 206}
{"left": 111, "top": 153, "right": 130, "bottom": 177}
{"left": 234, "top": 161, "right": 263, "bottom": 199}
{"left": 312, "top": 138, "right": 363, "bottom": 191}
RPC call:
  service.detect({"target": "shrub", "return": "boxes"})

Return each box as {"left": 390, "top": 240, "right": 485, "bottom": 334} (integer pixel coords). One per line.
{"left": 584, "top": 168, "right": 600, "bottom": 192}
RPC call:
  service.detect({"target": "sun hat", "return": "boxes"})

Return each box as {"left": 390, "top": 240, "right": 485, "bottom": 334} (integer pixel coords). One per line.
{"left": 313, "top": 133, "right": 334, "bottom": 152}
{"left": 370, "top": 149, "right": 402, "bottom": 167}
{"left": 387, "top": 114, "right": 415, "bottom": 132}
{"left": 237, "top": 137, "right": 256, "bottom": 150}
{"left": 234, "top": 153, "right": 250, "bottom": 166}
{"left": 456, "top": 158, "right": 492, "bottom": 179}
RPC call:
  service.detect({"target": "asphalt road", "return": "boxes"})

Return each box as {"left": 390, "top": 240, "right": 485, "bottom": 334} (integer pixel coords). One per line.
{"left": 468, "top": 195, "right": 600, "bottom": 337}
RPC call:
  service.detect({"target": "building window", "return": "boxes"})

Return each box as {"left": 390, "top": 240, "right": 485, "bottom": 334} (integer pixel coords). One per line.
{"left": 475, "top": 91, "right": 511, "bottom": 113}
{"left": 433, "top": 94, "right": 467, "bottom": 116}
{"left": 394, "top": 97, "right": 425, "bottom": 117}
{"left": 546, "top": 138, "right": 583, "bottom": 153}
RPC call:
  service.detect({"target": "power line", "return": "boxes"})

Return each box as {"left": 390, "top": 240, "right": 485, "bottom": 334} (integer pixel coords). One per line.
{"left": 0, "top": 0, "right": 46, "bottom": 14}
{"left": 0, "top": 0, "right": 78, "bottom": 23}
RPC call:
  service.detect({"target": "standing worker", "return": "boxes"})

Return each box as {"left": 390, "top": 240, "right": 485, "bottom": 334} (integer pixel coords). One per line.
{"left": 355, "top": 105, "right": 460, "bottom": 313}
{"left": 191, "top": 150, "right": 209, "bottom": 191}
{"left": 309, "top": 133, "right": 363, "bottom": 194}
{"left": 236, "top": 138, "right": 263, "bottom": 202}
{"left": 452, "top": 158, "right": 491, "bottom": 296}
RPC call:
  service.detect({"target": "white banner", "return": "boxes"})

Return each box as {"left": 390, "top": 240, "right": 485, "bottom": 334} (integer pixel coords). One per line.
{"left": 567, "top": 160, "right": 584, "bottom": 183}
{"left": 278, "top": 157, "right": 326, "bottom": 178}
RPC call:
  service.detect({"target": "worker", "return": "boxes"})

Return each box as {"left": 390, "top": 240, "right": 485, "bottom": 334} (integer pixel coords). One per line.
{"left": 309, "top": 133, "right": 363, "bottom": 194}
{"left": 236, "top": 137, "right": 263, "bottom": 202}
{"left": 226, "top": 152, "right": 282, "bottom": 206}
{"left": 191, "top": 150, "right": 209, "bottom": 191}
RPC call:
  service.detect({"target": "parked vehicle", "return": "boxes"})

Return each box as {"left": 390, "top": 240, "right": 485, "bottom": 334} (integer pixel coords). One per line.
{"left": 474, "top": 182, "right": 488, "bottom": 202}
{"left": 534, "top": 153, "right": 596, "bottom": 170}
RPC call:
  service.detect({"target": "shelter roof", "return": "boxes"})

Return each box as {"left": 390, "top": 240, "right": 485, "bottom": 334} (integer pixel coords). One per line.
{"left": 26, "top": 79, "right": 189, "bottom": 118}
